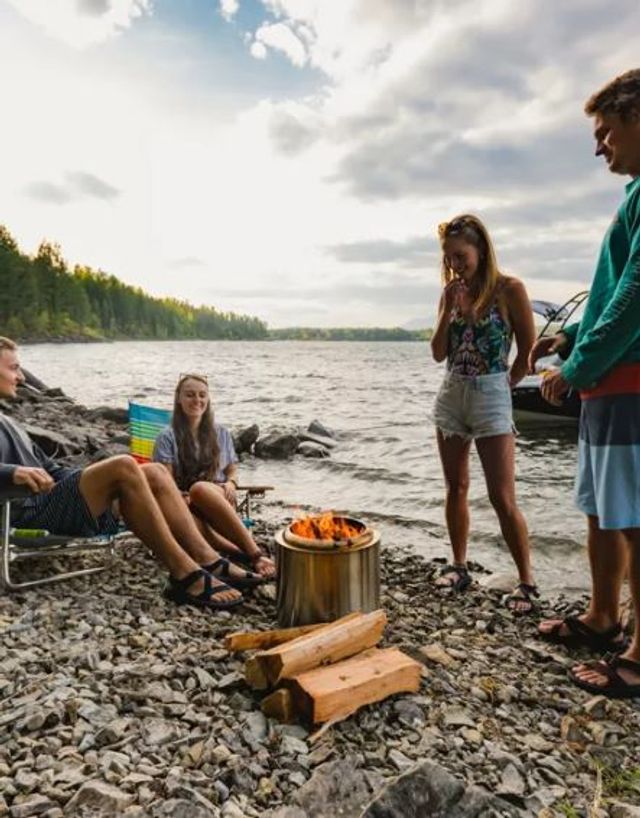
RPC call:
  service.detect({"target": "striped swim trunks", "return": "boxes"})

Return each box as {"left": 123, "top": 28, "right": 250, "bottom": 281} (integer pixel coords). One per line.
{"left": 11, "top": 468, "right": 120, "bottom": 537}
{"left": 576, "top": 362, "right": 640, "bottom": 529}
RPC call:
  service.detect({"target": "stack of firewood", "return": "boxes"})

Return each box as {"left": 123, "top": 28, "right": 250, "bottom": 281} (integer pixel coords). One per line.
{"left": 224, "top": 610, "right": 422, "bottom": 726}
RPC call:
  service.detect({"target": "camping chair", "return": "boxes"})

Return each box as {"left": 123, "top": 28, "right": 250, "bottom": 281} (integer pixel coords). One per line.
{"left": 0, "top": 485, "right": 117, "bottom": 591}
{"left": 128, "top": 401, "right": 273, "bottom": 523}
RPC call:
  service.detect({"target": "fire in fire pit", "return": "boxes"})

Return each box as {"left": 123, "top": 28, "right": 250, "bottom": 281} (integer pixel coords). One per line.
{"left": 290, "top": 512, "right": 364, "bottom": 543}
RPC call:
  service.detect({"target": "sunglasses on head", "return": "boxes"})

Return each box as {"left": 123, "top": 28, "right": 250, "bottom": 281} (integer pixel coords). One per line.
{"left": 438, "top": 217, "right": 477, "bottom": 239}
{"left": 178, "top": 373, "right": 209, "bottom": 385}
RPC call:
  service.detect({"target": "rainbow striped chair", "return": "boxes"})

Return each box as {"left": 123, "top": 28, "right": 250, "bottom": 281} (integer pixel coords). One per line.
{"left": 128, "top": 402, "right": 272, "bottom": 521}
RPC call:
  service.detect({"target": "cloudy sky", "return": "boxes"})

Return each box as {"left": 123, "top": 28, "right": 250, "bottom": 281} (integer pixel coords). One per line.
{"left": 1, "top": 1, "right": 638, "bottom": 328}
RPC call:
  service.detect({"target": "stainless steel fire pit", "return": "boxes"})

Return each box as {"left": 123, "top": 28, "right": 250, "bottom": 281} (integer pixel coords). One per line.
{"left": 274, "top": 515, "right": 381, "bottom": 627}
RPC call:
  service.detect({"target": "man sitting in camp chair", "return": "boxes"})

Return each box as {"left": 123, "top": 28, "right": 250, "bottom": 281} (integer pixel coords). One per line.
{"left": 0, "top": 336, "right": 264, "bottom": 609}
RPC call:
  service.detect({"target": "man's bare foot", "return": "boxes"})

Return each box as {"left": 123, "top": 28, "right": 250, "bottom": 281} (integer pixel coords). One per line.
{"left": 538, "top": 614, "right": 626, "bottom": 652}
{"left": 253, "top": 554, "right": 276, "bottom": 579}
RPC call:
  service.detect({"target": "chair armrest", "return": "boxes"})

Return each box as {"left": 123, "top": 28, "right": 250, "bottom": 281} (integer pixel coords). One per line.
{"left": 236, "top": 485, "right": 275, "bottom": 494}
{"left": 0, "top": 485, "right": 34, "bottom": 502}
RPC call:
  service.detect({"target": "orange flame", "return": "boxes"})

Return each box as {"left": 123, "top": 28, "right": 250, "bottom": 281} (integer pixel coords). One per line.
{"left": 291, "top": 512, "right": 362, "bottom": 541}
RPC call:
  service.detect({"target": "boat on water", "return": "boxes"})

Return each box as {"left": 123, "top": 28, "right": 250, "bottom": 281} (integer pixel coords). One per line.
{"left": 511, "top": 291, "right": 588, "bottom": 423}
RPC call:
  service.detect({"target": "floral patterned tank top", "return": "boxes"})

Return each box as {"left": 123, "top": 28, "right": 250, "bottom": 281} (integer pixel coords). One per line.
{"left": 447, "top": 301, "right": 512, "bottom": 376}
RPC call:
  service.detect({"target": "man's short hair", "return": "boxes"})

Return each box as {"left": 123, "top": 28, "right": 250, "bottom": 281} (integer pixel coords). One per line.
{"left": 585, "top": 69, "right": 640, "bottom": 122}
{"left": 0, "top": 337, "right": 17, "bottom": 355}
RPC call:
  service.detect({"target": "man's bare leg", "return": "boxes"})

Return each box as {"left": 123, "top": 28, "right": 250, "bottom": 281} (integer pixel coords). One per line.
{"left": 78, "top": 456, "right": 240, "bottom": 602}
{"left": 140, "top": 464, "right": 262, "bottom": 581}
{"left": 571, "top": 529, "right": 640, "bottom": 688}
{"left": 539, "top": 515, "right": 628, "bottom": 638}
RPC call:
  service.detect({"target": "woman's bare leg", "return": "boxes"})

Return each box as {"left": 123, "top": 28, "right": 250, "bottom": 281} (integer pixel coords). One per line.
{"left": 435, "top": 430, "right": 472, "bottom": 585}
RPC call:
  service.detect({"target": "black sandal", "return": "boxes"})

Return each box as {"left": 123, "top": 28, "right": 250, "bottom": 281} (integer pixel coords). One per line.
{"left": 435, "top": 564, "right": 471, "bottom": 592}
{"left": 539, "top": 616, "right": 628, "bottom": 654}
{"left": 568, "top": 653, "right": 640, "bottom": 699}
{"left": 503, "top": 582, "right": 540, "bottom": 615}
{"left": 204, "top": 558, "right": 263, "bottom": 590}
{"left": 165, "top": 569, "right": 243, "bottom": 610}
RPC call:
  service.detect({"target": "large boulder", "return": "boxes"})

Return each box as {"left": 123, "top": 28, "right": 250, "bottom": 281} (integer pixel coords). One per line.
{"left": 308, "top": 419, "right": 336, "bottom": 439}
{"left": 254, "top": 431, "right": 300, "bottom": 460}
{"left": 234, "top": 424, "right": 260, "bottom": 454}
{"left": 23, "top": 423, "right": 81, "bottom": 456}
{"left": 361, "top": 760, "right": 523, "bottom": 817}
{"left": 87, "top": 406, "right": 129, "bottom": 425}
{"left": 298, "top": 430, "right": 337, "bottom": 449}
{"left": 297, "top": 441, "right": 330, "bottom": 458}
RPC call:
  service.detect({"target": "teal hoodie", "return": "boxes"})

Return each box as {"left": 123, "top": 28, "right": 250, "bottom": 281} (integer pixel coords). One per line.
{"left": 561, "top": 175, "right": 640, "bottom": 389}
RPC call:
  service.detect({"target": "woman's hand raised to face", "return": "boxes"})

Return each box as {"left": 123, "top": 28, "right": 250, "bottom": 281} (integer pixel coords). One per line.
{"left": 444, "top": 278, "right": 475, "bottom": 321}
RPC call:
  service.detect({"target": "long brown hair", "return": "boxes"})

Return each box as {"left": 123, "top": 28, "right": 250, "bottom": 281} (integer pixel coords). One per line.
{"left": 172, "top": 375, "right": 220, "bottom": 491}
{"left": 437, "top": 213, "right": 501, "bottom": 316}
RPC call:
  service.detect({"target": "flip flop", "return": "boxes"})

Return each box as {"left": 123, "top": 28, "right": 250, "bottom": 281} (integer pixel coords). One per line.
{"left": 539, "top": 616, "right": 628, "bottom": 653}
{"left": 164, "top": 569, "right": 243, "bottom": 610}
{"left": 568, "top": 654, "right": 640, "bottom": 699}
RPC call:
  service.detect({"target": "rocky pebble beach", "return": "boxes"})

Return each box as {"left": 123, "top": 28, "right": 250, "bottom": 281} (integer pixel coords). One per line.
{"left": 1, "top": 379, "right": 640, "bottom": 817}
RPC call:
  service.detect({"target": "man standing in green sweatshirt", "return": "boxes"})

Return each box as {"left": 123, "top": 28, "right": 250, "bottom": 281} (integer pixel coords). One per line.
{"left": 531, "top": 69, "right": 640, "bottom": 698}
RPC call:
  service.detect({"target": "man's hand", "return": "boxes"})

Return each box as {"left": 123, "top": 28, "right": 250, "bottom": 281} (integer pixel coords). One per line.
{"left": 528, "top": 333, "right": 567, "bottom": 374}
{"left": 540, "top": 370, "right": 570, "bottom": 406}
{"left": 12, "top": 466, "right": 54, "bottom": 494}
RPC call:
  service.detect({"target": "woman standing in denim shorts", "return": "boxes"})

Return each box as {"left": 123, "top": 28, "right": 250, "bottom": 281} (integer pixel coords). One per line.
{"left": 431, "top": 214, "right": 538, "bottom": 612}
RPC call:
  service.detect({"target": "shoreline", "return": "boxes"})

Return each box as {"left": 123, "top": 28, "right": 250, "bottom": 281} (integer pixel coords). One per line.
{"left": 2, "top": 526, "right": 639, "bottom": 818}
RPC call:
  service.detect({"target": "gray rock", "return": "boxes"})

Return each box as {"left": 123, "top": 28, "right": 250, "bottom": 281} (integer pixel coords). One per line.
{"left": 360, "top": 760, "right": 523, "bottom": 817}
{"left": 610, "top": 804, "right": 640, "bottom": 818}
{"left": 297, "top": 441, "right": 330, "bottom": 458}
{"left": 151, "top": 799, "right": 216, "bottom": 818}
{"left": 64, "top": 780, "right": 134, "bottom": 815}
{"left": 280, "top": 735, "right": 309, "bottom": 757}
{"left": 255, "top": 431, "right": 300, "bottom": 459}
{"left": 307, "top": 420, "right": 336, "bottom": 439}
{"left": 88, "top": 406, "right": 129, "bottom": 425}
{"left": 292, "top": 757, "right": 376, "bottom": 818}
{"left": 233, "top": 424, "right": 260, "bottom": 454}
{"left": 243, "top": 711, "right": 268, "bottom": 743}
{"left": 23, "top": 424, "right": 80, "bottom": 456}
{"left": 498, "top": 763, "right": 526, "bottom": 796}
{"left": 9, "top": 795, "right": 55, "bottom": 818}
{"left": 298, "top": 430, "right": 337, "bottom": 449}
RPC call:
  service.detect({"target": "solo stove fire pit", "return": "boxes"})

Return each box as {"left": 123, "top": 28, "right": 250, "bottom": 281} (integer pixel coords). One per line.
{"left": 274, "top": 514, "right": 381, "bottom": 627}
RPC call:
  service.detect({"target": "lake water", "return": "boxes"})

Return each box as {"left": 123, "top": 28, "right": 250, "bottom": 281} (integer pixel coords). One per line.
{"left": 21, "top": 340, "right": 587, "bottom": 593}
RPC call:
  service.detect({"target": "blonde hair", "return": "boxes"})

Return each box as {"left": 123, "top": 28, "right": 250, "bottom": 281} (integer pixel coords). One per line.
{"left": 437, "top": 214, "right": 501, "bottom": 315}
{"left": 0, "top": 337, "right": 17, "bottom": 354}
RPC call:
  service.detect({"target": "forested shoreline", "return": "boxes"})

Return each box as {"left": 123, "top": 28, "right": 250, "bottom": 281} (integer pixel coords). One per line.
{"left": 0, "top": 225, "right": 430, "bottom": 343}
{"left": 0, "top": 226, "right": 268, "bottom": 341}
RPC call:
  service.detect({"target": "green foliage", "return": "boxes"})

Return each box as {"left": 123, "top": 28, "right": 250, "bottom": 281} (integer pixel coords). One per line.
{"left": 0, "top": 225, "right": 268, "bottom": 342}
{"left": 269, "top": 327, "right": 430, "bottom": 341}
{"left": 556, "top": 801, "right": 580, "bottom": 818}
{"left": 598, "top": 763, "right": 640, "bottom": 800}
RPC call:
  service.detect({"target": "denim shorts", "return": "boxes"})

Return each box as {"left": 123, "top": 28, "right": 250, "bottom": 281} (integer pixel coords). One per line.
{"left": 433, "top": 371, "right": 514, "bottom": 441}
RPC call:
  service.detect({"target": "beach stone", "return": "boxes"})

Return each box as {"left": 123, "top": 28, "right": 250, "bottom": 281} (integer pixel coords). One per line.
{"left": 297, "top": 431, "right": 337, "bottom": 449}
{"left": 243, "top": 711, "right": 268, "bottom": 743}
{"left": 609, "top": 802, "right": 640, "bottom": 818}
{"left": 360, "top": 760, "right": 523, "bottom": 817}
{"left": 9, "top": 795, "right": 55, "bottom": 818}
{"left": 307, "top": 420, "right": 335, "bottom": 439}
{"left": 23, "top": 424, "right": 80, "bottom": 456}
{"left": 442, "top": 707, "right": 476, "bottom": 728}
{"left": 64, "top": 780, "right": 134, "bottom": 815}
{"left": 255, "top": 431, "right": 300, "bottom": 459}
{"left": 233, "top": 424, "right": 260, "bottom": 454}
{"left": 419, "top": 644, "right": 455, "bottom": 668}
{"left": 292, "top": 757, "right": 375, "bottom": 818}
{"left": 297, "top": 441, "right": 330, "bottom": 458}
{"left": 280, "top": 735, "right": 309, "bottom": 757}
{"left": 88, "top": 406, "right": 129, "bottom": 425}
{"left": 498, "top": 763, "right": 526, "bottom": 796}
{"left": 152, "top": 799, "right": 216, "bottom": 818}
{"left": 263, "top": 809, "right": 307, "bottom": 818}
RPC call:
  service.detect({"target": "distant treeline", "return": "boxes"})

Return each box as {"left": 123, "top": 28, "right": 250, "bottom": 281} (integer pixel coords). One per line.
{"left": 0, "top": 225, "right": 268, "bottom": 341}
{"left": 268, "top": 327, "right": 430, "bottom": 341}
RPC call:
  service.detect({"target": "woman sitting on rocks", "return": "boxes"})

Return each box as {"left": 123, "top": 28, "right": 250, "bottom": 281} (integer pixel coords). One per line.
{"left": 153, "top": 373, "right": 276, "bottom": 579}
{"left": 430, "top": 214, "right": 538, "bottom": 612}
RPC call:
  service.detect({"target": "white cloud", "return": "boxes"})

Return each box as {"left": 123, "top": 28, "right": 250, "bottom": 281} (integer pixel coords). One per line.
{"left": 250, "top": 40, "right": 268, "bottom": 59}
{"left": 219, "top": 0, "right": 239, "bottom": 22}
{"left": 5, "top": 0, "right": 153, "bottom": 47}
{"left": 253, "top": 22, "right": 307, "bottom": 67}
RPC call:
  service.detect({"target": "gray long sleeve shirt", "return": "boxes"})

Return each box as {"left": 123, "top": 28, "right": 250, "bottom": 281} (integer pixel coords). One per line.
{"left": 0, "top": 413, "right": 74, "bottom": 493}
